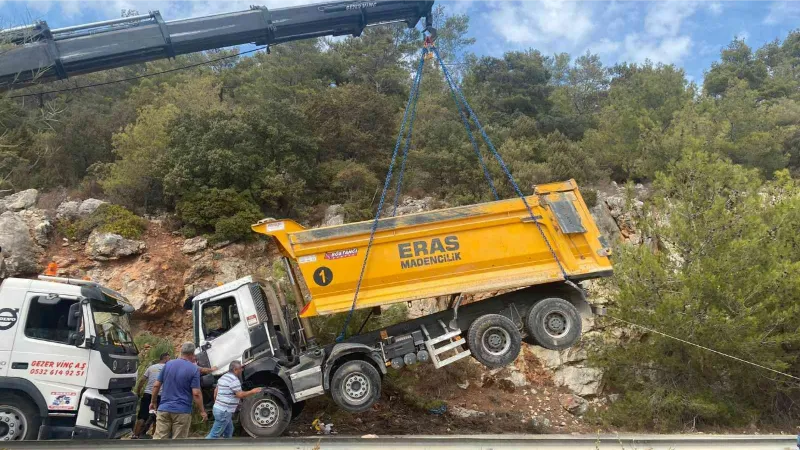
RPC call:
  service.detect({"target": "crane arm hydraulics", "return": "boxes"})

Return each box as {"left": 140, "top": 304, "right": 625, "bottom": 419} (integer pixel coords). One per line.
{"left": 0, "top": 1, "right": 435, "bottom": 89}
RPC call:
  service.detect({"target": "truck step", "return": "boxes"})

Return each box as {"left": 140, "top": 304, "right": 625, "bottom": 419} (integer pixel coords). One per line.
{"left": 433, "top": 338, "right": 467, "bottom": 356}
{"left": 427, "top": 330, "right": 464, "bottom": 345}
{"left": 423, "top": 327, "right": 472, "bottom": 369}
{"left": 435, "top": 348, "right": 472, "bottom": 368}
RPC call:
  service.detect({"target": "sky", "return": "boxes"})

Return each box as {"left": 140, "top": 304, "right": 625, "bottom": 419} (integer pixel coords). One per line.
{"left": 0, "top": 1, "right": 797, "bottom": 83}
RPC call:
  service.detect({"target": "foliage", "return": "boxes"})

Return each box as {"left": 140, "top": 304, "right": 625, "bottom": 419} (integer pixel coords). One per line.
{"left": 4, "top": 5, "right": 800, "bottom": 430}
{"left": 175, "top": 188, "right": 262, "bottom": 243}
{"left": 134, "top": 332, "right": 175, "bottom": 378}
{"left": 595, "top": 151, "right": 800, "bottom": 430}
{"left": 64, "top": 204, "right": 148, "bottom": 240}
{"left": 310, "top": 303, "right": 408, "bottom": 346}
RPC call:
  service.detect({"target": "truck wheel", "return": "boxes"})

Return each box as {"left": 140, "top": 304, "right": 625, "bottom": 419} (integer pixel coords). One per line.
{"left": 239, "top": 390, "right": 291, "bottom": 438}
{"left": 331, "top": 360, "right": 381, "bottom": 413}
{"left": 467, "top": 314, "right": 522, "bottom": 369}
{"left": 0, "top": 393, "right": 40, "bottom": 441}
{"left": 526, "top": 297, "right": 582, "bottom": 350}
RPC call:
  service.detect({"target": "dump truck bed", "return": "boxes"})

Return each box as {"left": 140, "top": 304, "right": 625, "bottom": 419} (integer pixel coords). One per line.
{"left": 252, "top": 180, "right": 612, "bottom": 318}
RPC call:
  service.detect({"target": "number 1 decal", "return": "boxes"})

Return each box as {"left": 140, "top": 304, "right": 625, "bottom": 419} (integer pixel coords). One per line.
{"left": 313, "top": 267, "right": 333, "bottom": 286}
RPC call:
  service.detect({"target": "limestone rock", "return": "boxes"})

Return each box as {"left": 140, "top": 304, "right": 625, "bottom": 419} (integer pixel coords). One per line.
{"left": 0, "top": 211, "right": 41, "bottom": 277}
{"left": 0, "top": 189, "right": 38, "bottom": 213}
{"left": 323, "top": 204, "right": 344, "bottom": 226}
{"left": 88, "top": 265, "right": 182, "bottom": 319}
{"left": 392, "top": 196, "right": 437, "bottom": 217}
{"left": 504, "top": 370, "right": 529, "bottom": 388}
{"left": 181, "top": 237, "right": 208, "bottom": 254}
{"left": 85, "top": 230, "right": 146, "bottom": 260}
{"left": 553, "top": 366, "right": 603, "bottom": 397}
{"left": 559, "top": 393, "right": 589, "bottom": 416}
{"left": 78, "top": 198, "right": 107, "bottom": 216}
{"left": 449, "top": 406, "right": 484, "bottom": 419}
{"left": 56, "top": 201, "right": 81, "bottom": 220}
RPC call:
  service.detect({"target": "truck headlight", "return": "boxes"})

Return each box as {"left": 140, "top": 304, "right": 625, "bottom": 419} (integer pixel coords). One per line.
{"left": 86, "top": 398, "right": 109, "bottom": 429}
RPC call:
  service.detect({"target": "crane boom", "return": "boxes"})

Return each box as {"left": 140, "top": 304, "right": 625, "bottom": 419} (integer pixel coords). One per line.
{"left": 0, "top": 1, "right": 435, "bottom": 89}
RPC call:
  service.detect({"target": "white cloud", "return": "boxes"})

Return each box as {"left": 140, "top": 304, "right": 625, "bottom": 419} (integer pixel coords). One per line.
{"left": 736, "top": 30, "right": 749, "bottom": 41}
{"left": 487, "top": 0, "right": 595, "bottom": 51}
{"left": 587, "top": 37, "right": 621, "bottom": 56}
{"left": 445, "top": 0, "right": 478, "bottom": 15}
{"left": 621, "top": 33, "right": 692, "bottom": 65}
{"left": 707, "top": 2, "right": 723, "bottom": 16}
{"left": 764, "top": 1, "right": 800, "bottom": 24}
{"left": 644, "top": 1, "right": 697, "bottom": 38}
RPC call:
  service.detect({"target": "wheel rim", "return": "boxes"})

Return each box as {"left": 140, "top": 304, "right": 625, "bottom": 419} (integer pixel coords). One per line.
{"left": 543, "top": 310, "right": 571, "bottom": 338}
{"left": 341, "top": 372, "right": 370, "bottom": 405}
{"left": 252, "top": 398, "right": 279, "bottom": 428}
{"left": 482, "top": 326, "right": 512, "bottom": 356}
{"left": 0, "top": 406, "right": 26, "bottom": 441}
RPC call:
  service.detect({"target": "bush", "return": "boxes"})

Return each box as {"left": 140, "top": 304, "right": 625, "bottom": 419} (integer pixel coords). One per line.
{"left": 581, "top": 188, "right": 598, "bottom": 209}
{"left": 176, "top": 188, "right": 263, "bottom": 243}
{"left": 134, "top": 332, "right": 175, "bottom": 378}
{"left": 65, "top": 204, "right": 148, "bottom": 240}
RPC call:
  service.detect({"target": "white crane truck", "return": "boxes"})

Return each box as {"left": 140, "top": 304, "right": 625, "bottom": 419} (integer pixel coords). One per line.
{"left": 0, "top": 276, "right": 138, "bottom": 441}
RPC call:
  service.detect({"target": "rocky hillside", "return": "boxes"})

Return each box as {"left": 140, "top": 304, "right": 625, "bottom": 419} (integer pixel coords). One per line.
{"left": 0, "top": 186, "right": 645, "bottom": 434}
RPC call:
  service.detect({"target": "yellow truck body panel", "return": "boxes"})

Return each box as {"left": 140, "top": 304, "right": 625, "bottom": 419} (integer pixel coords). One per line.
{"left": 252, "top": 180, "right": 612, "bottom": 318}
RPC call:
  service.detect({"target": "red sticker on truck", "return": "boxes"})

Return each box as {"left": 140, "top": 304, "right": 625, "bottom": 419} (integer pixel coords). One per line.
{"left": 325, "top": 248, "right": 358, "bottom": 260}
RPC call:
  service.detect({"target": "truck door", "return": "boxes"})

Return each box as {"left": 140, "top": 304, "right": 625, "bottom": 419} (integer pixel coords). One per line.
{"left": 10, "top": 293, "right": 89, "bottom": 414}
{"left": 198, "top": 295, "right": 249, "bottom": 376}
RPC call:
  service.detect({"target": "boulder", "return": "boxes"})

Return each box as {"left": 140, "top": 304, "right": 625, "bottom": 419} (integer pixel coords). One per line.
{"left": 0, "top": 211, "right": 41, "bottom": 277}
{"left": 0, "top": 189, "right": 38, "bottom": 213}
{"left": 88, "top": 265, "right": 182, "bottom": 319}
{"left": 56, "top": 201, "right": 81, "bottom": 220}
{"left": 323, "top": 204, "right": 344, "bottom": 226}
{"left": 448, "top": 406, "right": 485, "bottom": 419}
{"left": 85, "top": 230, "right": 146, "bottom": 260}
{"left": 553, "top": 366, "right": 603, "bottom": 397}
{"left": 78, "top": 198, "right": 107, "bottom": 216}
{"left": 559, "top": 393, "right": 589, "bottom": 416}
{"left": 181, "top": 237, "right": 208, "bottom": 254}
{"left": 393, "top": 196, "right": 436, "bottom": 216}
{"left": 504, "top": 369, "right": 529, "bottom": 388}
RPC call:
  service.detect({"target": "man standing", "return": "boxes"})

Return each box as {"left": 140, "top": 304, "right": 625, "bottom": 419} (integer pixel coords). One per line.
{"left": 133, "top": 352, "right": 170, "bottom": 439}
{"left": 150, "top": 342, "right": 207, "bottom": 439}
{"left": 206, "top": 361, "right": 262, "bottom": 439}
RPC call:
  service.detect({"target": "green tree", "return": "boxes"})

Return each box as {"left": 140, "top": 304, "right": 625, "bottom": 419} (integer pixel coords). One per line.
{"left": 597, "top": 151, "right": 800, "bottom": 430}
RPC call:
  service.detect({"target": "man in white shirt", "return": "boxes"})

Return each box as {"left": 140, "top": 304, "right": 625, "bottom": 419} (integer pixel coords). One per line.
{"left": 133, "top": 352, "right": 170, "bottom": 439}
{"left": 205, "top": 361, "right": 262, "bottom": 439}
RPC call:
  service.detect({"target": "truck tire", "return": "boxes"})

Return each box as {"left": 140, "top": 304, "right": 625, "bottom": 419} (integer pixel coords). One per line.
{"left": 467, "top": 314, "right": 522, "bottom": 369}
{"left": 330, "top": 360, "right": 381, "bottom": 413}
{"left": 239, "top": 389, "right": 291, "bottom": 438}
{"left": 526, "top": 297, "right": 582, "bottom": 350}
{"left": 0, "top": 393, "right": 40, "bottom": 441}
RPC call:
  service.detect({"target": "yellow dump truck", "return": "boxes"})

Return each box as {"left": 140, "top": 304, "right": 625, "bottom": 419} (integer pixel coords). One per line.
{"left": 250, "top": 178, "right": 611, "bottom": 369}
{"left": 184, "top": 180, "right": 612, "bottom": 438}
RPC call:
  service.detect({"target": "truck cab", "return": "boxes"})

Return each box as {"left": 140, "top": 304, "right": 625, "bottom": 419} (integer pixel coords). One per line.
{"left": 0, "top": 276, "right": 138, "bottom": 441}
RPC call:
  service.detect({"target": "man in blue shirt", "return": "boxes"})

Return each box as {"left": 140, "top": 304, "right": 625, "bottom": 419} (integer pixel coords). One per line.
{"left": 149, "top": 342, "right": 207, "bottom": 439}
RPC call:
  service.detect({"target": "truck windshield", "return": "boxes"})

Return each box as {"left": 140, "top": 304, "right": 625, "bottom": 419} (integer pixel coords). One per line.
{"left": 93, "top": 307, "right": 134, "bottom": 348}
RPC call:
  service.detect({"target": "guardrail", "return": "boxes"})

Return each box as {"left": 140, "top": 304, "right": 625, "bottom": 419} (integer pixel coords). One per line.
{"left": 5, "top": 434, "right": 798, "bottom": 450}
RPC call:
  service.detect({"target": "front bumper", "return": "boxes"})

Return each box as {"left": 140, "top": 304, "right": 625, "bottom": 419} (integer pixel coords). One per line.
{"left": 80, "top": 390, "right": 137, "bottom": 439}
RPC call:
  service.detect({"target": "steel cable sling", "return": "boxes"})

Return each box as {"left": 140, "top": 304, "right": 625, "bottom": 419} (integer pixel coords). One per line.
{"left": 337, "top": 41, "right": 569, "bottom": 342}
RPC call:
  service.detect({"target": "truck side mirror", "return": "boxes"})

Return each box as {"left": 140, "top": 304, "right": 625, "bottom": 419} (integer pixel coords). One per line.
{"left": 67, "top": 302, "right": 82, "bottom": 329}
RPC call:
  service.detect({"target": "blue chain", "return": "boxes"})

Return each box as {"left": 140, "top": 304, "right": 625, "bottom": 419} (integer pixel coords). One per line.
{"left": 391, "top": 52, "right": 426, "bottom": 216}
{"left": 432, "top": 47, "right": 569, "bottom": 281}
{"left": 336, "top": 51, "right": 427, "bottom": 342}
